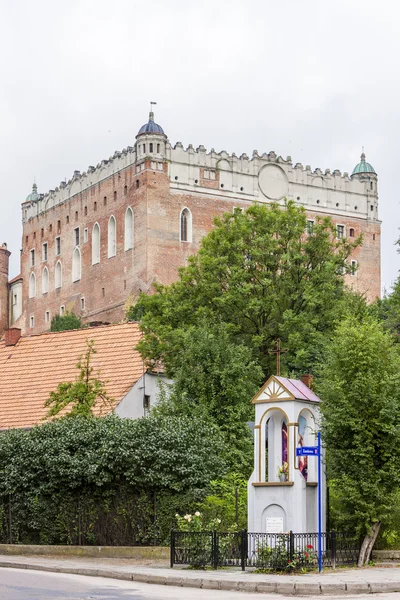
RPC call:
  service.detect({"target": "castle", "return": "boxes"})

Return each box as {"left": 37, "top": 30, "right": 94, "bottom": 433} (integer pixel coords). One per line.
{"left": 0, "top": 111, "right": 381, "bottom": 336}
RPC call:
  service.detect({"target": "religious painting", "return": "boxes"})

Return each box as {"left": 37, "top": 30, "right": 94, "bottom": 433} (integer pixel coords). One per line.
{"left": 298, "top": 415, "right": 308, "bottom": 481}
{"left": 281, "top": 421, "right": 288, "bottom": 465}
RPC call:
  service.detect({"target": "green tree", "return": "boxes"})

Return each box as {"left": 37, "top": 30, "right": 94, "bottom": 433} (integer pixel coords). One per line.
{"left": 50, "top": 311, "right": 82, "bottom": 332}
{"left": 317, "top": 316, "right": 400, "bottom": 566}
{"left": 44, "top": 340, "right": 113, "bottom": 418}
{"left": 370, "top": 274, "right": 400, "bottom": 341}
{"left": 132, "top": 201, "right": 361, "bottom": 378}
{"left": 154, "top": 319, "right": 262, "bottom": 475}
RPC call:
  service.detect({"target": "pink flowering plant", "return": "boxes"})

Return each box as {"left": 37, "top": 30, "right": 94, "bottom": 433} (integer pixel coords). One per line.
{"left": 175, "top": 511, "right": 222, "bottom": 533}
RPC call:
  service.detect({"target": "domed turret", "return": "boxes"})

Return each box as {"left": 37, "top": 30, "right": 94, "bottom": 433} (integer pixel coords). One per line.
{"left": 135, "top": 105, "right": 167, "bottom": 160}
{"left": 351, "top": 151, "right": 376, "bottom": 177}
{"left": 137, "top": 111, "right": 166, "bottom": 138}
{"left": 25, "top": 182, "right": 40, "bottom": 202}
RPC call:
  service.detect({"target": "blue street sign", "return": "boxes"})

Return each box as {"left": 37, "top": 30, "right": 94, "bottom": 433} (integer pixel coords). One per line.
{"left": 296, "top": 446, "right": 319, "bottom": 456}
{"left": 296, "top": 439, "right": 323, "bottom": 573}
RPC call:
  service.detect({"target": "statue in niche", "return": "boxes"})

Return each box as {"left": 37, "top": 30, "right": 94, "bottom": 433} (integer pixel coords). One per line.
{"left": 298, "top": 415, "right": 308, "bottom": 481}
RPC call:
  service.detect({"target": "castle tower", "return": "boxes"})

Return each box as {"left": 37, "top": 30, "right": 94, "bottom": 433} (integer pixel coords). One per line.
{"left": 0, "top": 243, "right": 10, "bottom": 336}
{"left": 248, "top": 375, "right": 326, "bottom": 533}
{"left": 135, "top": 105, "right": 168, "bottom": 160}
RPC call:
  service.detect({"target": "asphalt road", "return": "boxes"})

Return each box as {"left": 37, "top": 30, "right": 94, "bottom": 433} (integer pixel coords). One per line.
{"left": 2, "top": 568, "right": 400, "bottom": 600}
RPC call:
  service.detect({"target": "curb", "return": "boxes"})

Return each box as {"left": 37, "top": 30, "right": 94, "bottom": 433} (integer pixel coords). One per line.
{"left": 0, "top": 560, "right": 399, "bottom": 595}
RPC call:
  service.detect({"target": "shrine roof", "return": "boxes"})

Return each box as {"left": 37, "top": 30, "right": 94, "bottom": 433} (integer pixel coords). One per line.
{"left": 275, "top": 376, "right": 320, "bottom": 402}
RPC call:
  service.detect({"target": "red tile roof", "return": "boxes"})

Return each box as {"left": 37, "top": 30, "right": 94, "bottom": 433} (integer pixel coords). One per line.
{"left": 0, "top": 323, "right": 144, "bottom": 429}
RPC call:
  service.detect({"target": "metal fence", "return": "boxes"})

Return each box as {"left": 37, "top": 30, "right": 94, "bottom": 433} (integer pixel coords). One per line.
{"left": 170, "top": 530, "right": 360, "bottom": 571}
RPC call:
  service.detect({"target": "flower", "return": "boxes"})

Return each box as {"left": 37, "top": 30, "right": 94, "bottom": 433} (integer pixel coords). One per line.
{"left": 217, "top": 518, "right": 221, "bottom": 523}
{"left": 184, "top": 514, "right": 191, "bottom": 521}
{"left": 175, "top": 513, "right": 179, "bottom": 517}
{"left": 194, "top": 511, "right": 201, "bottom": 517}
{"left": 305, "top": 552, "right": 309, "bottom": 558}
{"left": 307, "top": 544, "right": 313, "bottom": 549}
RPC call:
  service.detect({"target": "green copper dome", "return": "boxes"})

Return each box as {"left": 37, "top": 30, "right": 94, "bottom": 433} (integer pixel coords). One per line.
{"left": 25, "top": 182, "right": 40, "bottom": 202}
{"left": 351, "top": 151, "right": 376, "bottom": 176}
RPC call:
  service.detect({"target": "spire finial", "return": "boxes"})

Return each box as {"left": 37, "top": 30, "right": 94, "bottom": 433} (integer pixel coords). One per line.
{"left": 361, "top": 146, "right": 366, "bottom": 161}
{"left": 149, "top": 101, "right": 157, "bottom": 121}
{"left": 32, "top": 180, "right": 37, "bottom": 193}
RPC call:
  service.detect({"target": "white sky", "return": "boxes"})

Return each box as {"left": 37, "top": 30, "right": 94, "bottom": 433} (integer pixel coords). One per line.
{"left": 0, "top": 0, "right": 398, "bottom": 292}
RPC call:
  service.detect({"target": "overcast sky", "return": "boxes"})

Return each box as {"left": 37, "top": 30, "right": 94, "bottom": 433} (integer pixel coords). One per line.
{"left": 0, "top": 0, "right": 398, "bottom": 292}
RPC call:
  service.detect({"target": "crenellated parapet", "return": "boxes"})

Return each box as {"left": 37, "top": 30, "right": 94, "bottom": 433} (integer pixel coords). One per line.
{"left": 22, "top": 146, "right": 138, "bottom": 222}
{"left": 21, "top": 118, "right": 379, "bottom": 225}
{"left": 167, "top": 143, "right": 379, "bottom": 220}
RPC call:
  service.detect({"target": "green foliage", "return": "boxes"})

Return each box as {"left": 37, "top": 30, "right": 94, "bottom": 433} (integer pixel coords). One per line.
{"left": 0, "top": 414, "right": 227, "bottom": 545}
{"left": 370, "top": 274, "right": 400, "bottom": 341}
{"left": 44, "top": 340, "right": 113, "bottom": 418}
{"left": 318, "top": 316, "right": 400, "bottom": 538}
{"left": 50, "top": 311, "right": 82, "bottom": 332}
{"left": 153, "top": 320, "right": 262, "bottom": 474}
{"left": 196, "top": 473, "right": 247, "bottom": 531}
{"left": 132, "top": 201, "right": 361, "bottom": 378}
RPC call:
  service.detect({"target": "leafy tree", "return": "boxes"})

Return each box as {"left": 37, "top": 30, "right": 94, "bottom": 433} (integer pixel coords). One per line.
{"left": 44, "top": 340, "right": 113, "bottom": 418}
{"left": 153, "top": 319, "right": 263, "bottom": 475}
{"left": 370, "top": 274, "right": 400, "bottom": 341}
{"left": 132, "top": 201, "right": 361, "bottom": 378}
{"left": 50, "top": 311, "right": 82, "bottom": 332}
{"left": 317, "top": 316, "right": 400, "bottom": 566}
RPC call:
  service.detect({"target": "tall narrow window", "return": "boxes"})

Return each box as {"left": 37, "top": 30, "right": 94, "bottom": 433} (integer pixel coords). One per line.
{"left": 42, "top": 242, "right": 48, "bottom": 262}
{"left": 351, "top": 260, "right": 358, "bottom": 276}
{"left": 72, "top": 247, "right": 81, "bottom": 282}
{"left": 124, "top": 207, "right": 133, "bottom": 251}
{"left": 336, "top": 225, "right": 345, "bottom": 239}
{"left": 349, "top": 228, "right": 355, "bottom": 238}
{"left": 42, "top": 267, "right": 49, "bottom": 294}
{"left": 55, "top": 236, "right": 61, "bottom": 256}
{"left": 108, "top": 216, "right": 116, "bottom": 258}
{"left": 29, "top": 272, "right": 36, "bottom": 298}
{"left": 180, "top": 208, "right": 192, "bottom": 242}
{"left": 92, "top": 223, "right": 100, "bottom": 264}
{"left": 74, "top": 227, "right": 80, "bottom": 246}
{"left": 30, "top": 249, "right": 35, "bottom": 267}
{"left": 55, "top": 261, "right": 62, "bottom": 289}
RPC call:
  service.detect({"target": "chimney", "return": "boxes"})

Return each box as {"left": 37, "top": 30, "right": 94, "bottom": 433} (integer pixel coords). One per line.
{"left": 0, "top": 243, "right": 11, "bottom": 337}
{"left": 301, "top": 374, "right": 313, "bottom": 389}
{"left": 5, "top": 328, "right": 21, "bottom": 346}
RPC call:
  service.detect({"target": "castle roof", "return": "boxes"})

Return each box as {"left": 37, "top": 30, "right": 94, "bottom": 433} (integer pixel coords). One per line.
{"left": 25, "top": 182, "right": 40, "bottom": 202}
{"left": 137, "top": 111, "right": 165, "bottom": 137}
{"left": 0, "top": 322, "right": 145, "bottom": 429}
{"left": 351, "top": 151, "right": 376, "bottom": 176}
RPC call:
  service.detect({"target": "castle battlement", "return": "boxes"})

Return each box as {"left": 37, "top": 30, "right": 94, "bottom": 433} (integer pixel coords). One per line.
{"left": 22, "top": 112, "right": 379, "bottom": 227}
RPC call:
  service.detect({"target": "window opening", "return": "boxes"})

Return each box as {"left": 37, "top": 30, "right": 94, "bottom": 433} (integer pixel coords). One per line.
{"left": 92, "top": 223, "right": 100, "bottom": 264}
{"left": 108, "top": 216, "right": 116, "bottom": 258}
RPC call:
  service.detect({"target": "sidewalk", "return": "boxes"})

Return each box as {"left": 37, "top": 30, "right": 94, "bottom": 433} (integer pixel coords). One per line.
{"left": 0, "top": 554, "right": 400, "bottom": 595}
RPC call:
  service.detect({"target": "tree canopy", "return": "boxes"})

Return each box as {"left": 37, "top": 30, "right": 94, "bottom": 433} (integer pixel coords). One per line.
{"left": 130, "top": 201, "right": 361, "bottom": 378}
{"left": 318, "top": 315, "right": 400, "bottom": 565}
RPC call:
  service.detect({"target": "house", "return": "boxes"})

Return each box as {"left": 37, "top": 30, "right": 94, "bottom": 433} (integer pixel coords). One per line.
{"left": 0, "top": 322, "right": 167, "bottom": 429}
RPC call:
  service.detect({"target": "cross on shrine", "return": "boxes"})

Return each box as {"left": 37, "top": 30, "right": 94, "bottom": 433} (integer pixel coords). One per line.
{"left": 268, "top": 338, "right": 288, "bottom": 376}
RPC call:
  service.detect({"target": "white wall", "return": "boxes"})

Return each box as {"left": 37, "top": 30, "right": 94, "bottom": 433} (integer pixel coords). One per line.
{"left": 115, "top": 372, "right": 172, "bottom": 420}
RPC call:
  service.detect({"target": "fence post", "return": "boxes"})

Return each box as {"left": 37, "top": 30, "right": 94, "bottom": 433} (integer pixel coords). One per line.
{"left": 289, "top": 530, "right": 294, "bottom": 563}
{"left": 170, "top": 530, "right": 175, "bottom": 568}
{"left": 212, "top": 529, "right": 218, "bottom": 569}
{"left": 8, "top": 494, "right": 12, "bottom": 545}
{"left": 240, "top": 529, "right": 247, "bottom": 571}
{"left": 331, "top": 531, "right": 337, "bottom": 569}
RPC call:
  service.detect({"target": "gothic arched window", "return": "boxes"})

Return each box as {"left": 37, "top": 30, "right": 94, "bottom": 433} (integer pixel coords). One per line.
{"left": 124, "top": 207, "right": 134, "bottom": 251}
{"left": 42, "top": 267, "right": 49, "bottom": 294}
{"left": 180, "top": 207, "right": 192, "bottom": 242}
{"left": 55, "top": 261, "right": 62, "bottom": 289}
{"left": 108, "top": 215, "right": 116, "bottom": 258}
{"left": 72, "top": 247, "right": 81, "bottom": 282}
{"left": 29, "top": 272, "right": 36, "bottom": 298}
{"left": 92, "top": 222, "right": 100, "bottom": 264}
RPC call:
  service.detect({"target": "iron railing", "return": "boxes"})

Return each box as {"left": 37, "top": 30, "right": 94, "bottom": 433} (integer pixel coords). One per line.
{"left": 171, "top": 530, "right": 360, "bottom": 571}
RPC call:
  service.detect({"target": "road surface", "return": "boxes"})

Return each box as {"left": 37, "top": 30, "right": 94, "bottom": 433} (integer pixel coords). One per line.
{"left": 2, "top": 568, "right": 400, "bottom": 599}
